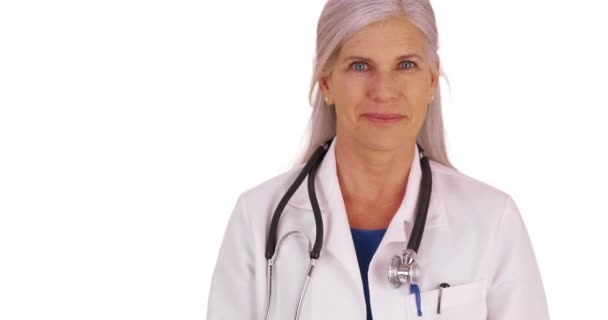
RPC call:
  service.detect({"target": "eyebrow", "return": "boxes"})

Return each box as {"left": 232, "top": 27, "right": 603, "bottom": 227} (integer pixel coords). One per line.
{"left": 342, "top": 54, "right": 423, "bottom": 63}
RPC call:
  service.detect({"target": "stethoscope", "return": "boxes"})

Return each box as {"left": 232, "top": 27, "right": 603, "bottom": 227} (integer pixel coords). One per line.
{"left": 263, "top": 136, "right": 432, "bottom": 320}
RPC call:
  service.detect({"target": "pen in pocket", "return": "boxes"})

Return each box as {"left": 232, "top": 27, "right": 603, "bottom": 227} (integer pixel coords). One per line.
{"left": 436, "top": 283, "right": 450, "bottom": 314}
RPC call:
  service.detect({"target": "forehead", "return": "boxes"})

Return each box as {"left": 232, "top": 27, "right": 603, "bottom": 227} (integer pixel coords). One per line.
{"left": 339, "top": 16, "right": 426, "bottom": 59}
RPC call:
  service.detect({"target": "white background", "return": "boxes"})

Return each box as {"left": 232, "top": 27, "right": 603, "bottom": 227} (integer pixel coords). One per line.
{"left": 1, "top": 0, "right": 606, "bottom": 319}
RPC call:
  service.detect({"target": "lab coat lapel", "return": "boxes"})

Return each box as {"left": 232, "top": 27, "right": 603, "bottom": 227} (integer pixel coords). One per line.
{"left": 380, "top": 142, "right": 449, "bottom": 249}
{"left": 287, "top": 137, "right": 364, "bottom": 301}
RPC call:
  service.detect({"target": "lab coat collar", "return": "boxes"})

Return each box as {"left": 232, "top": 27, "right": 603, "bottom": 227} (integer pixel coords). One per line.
{"left": 288, "top": 135, "right": 448, "bottom": 265}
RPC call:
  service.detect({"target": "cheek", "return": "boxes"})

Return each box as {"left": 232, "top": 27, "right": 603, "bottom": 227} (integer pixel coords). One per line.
{"left": 335, "top": 77, "right": 366, "bottom": 105}
{"left": 401, "top": 78, "right": 431, "bottom": 105}
{"left": 398, "top": 79, "right": 431, "bottom": 124}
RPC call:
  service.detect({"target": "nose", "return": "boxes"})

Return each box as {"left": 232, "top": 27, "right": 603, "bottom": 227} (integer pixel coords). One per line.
{"left": 368, "top": 71, "right": 399, "bottom": 103}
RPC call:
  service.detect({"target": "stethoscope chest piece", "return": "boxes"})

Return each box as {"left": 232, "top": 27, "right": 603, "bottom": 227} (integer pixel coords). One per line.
{"left": 388, "top": 248, "right": 418, "bottom": 288}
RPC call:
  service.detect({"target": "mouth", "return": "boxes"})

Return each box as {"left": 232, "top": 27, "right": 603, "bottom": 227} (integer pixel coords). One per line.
{"left": 361, "top": 113, "right": 407, "bottom": 125}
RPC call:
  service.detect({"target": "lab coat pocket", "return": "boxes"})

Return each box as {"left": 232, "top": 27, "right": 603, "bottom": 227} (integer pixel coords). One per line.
{"left": 405, "top": 279, "right": 487, "bottom": 320}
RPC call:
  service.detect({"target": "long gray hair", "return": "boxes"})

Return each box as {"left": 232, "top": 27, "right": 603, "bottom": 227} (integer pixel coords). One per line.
{"left": 293, "top": 0, "right": 456, "bottom": 171}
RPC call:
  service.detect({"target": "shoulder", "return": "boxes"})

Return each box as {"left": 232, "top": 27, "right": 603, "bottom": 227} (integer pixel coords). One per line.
{"left": 237, "top": 163, "right": 308, "bottom": 212}
{"left": 428, "top": 159, "right": 513, "bottom": 217}
{"left": 243, "top": 162, "right": 306, "bottom": 197}
{"left": 429, "top": 160, "right": 509, "bottom": 198}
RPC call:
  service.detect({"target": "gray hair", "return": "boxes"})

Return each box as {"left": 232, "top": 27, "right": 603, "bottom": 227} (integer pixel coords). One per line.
{"left": 293, "top": 0, "right": 457, "bottom": 171}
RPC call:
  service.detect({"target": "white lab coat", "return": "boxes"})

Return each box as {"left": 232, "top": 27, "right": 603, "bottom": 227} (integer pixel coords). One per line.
{"left": 206, "top": 138, "right": 550, "bottom": 319}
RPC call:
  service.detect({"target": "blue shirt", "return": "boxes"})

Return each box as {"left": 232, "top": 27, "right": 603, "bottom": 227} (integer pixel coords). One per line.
{"left": 350, "top": 227, "right": 388, "bottom": 320}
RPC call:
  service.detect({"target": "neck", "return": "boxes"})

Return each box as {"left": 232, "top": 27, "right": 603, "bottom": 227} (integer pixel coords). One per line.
{"left": 334, "top": 134, "right": 416, "bottom": 209}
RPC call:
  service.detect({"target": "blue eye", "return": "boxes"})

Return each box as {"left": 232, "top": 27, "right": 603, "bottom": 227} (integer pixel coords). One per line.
{"left": 400, "top": 61, "right": 416, "bottom": 69}
{"left": 351, "top": 61, "right": 367, "bottom": 71}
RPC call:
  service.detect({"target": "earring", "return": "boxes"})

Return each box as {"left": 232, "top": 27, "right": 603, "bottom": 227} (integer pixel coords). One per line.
{"left": 324, "top": 96, "right": 329, "bottom": 104}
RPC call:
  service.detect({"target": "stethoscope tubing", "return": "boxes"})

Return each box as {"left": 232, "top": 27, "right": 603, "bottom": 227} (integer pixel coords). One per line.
{"left": 407, "top": 150, "right": 432, "bottom": 252}
{"left": 265, "top": 138, "right": 332, "bottom": 261}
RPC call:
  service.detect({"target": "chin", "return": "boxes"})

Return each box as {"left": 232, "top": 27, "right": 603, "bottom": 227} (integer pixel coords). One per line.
{"left": 357, "top": 133, "right": 409, "bottom": 151}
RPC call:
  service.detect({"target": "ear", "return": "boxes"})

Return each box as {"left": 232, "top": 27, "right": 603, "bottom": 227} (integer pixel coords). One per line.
{"left": 319, "top": 74, "right": 332, "bottom": 97}
{"left": 432, "top": 59, "right": 440, "bottom": 88}
{"left": 429, "top": 59, "right": 440, "bottom": 100}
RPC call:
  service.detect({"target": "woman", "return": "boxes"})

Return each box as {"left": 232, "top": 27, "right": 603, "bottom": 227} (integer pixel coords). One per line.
{"left": 207, "top": 0, "right": 550, "bottom": 319}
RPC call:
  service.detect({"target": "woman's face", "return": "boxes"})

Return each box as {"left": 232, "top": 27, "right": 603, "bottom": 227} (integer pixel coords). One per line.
{"left": 320, "top": 16, "right": 439, "bottom": 151}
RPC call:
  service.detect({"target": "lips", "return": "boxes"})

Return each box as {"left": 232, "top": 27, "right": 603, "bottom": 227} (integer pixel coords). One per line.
{"left": 361, "top": 113, "right": 406, "bottom": 124}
